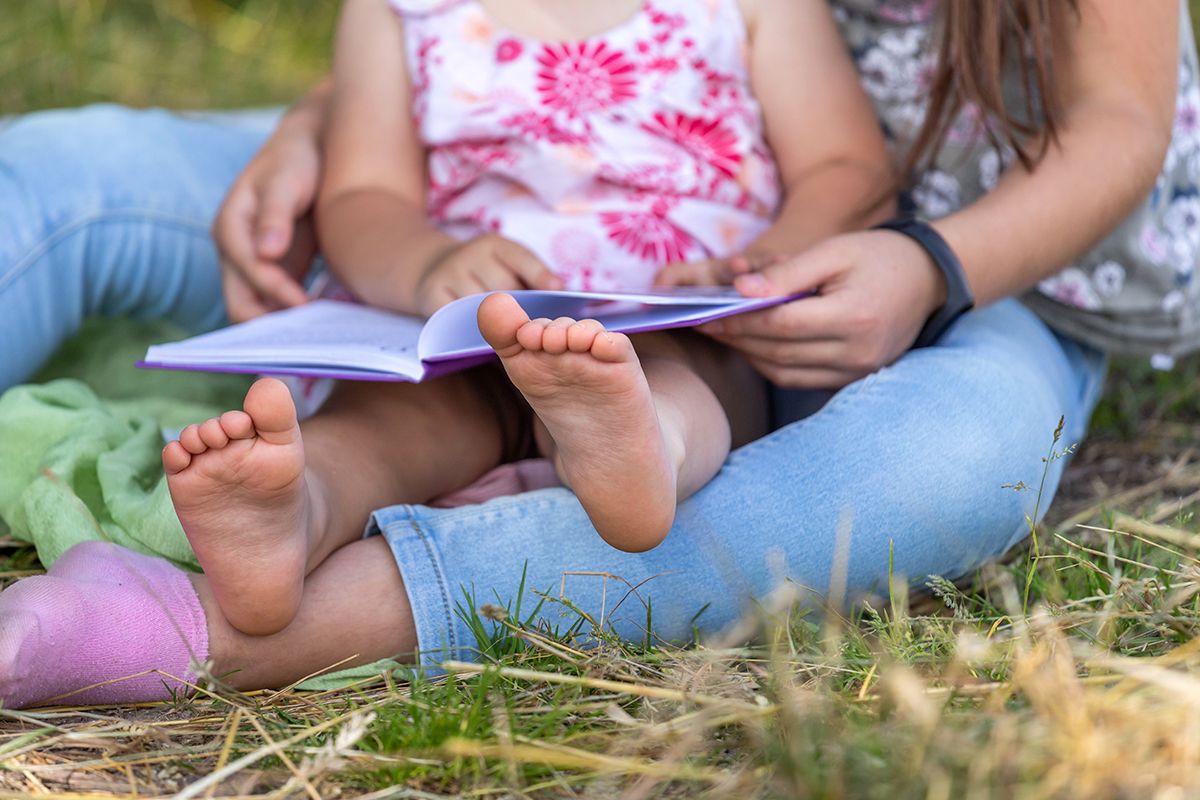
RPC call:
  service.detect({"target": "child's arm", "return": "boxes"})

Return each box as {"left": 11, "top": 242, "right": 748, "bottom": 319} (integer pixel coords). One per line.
{"left": 657, "top": 0, "right": 894, "bottom": 287}
{"left": 316, "top": 0, "right": 560, "bottom": 317}
{"left": 742, "top": 0, "right": 896, "bottom": 253}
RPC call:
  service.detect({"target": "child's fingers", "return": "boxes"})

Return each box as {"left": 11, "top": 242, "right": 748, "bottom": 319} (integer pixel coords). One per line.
{"left": 417, "top": 276, "right": 462, "bottom": 315}
{"left": 654, "top": 259, "right": 722, "bottom": 286}
{"left": 470, "top": 258, "right": 530, "bottom": 293}
{"left": 654, "top": 253, "right": 784, "bottom": 287}
{"left": 495, "top": 239, "right": 564, "bottom": 290}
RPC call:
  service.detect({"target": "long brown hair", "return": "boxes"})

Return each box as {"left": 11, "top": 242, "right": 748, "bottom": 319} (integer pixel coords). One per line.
{"left": 906, "top": 0, "right": 1080, "bottom": 179}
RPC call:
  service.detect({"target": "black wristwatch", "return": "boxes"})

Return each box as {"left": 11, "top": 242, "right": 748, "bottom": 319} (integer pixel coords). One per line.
{"left": 873, "top": 216, "right": 974, "bottom": 349}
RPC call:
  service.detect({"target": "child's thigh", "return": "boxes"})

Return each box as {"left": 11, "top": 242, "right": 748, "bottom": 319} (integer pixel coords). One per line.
{"left": 628, "top": 330, "right": 769, "bottom": 448}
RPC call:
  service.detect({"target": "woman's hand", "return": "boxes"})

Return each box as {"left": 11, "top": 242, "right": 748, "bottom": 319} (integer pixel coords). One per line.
{"left": 212, "top": 85, "right": 331, "bottom": 322}
{"left": 698, "top": 230, "right": 948, "bottom": 389}
{"left": 415, "top": 234, "right": 563, "bottom": 316}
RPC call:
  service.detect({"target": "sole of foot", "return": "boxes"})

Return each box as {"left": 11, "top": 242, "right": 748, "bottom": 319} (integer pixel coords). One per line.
{"left": 477, "top": 292, "right": 677, "bottom": 551}
{"left": 163, "top": 377, "right": 310, "bottom": 636}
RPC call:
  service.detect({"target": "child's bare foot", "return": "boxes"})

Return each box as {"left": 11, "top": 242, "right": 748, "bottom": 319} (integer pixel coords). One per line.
{"left": 478, "top": 292, "right": 677, "bottom": 551}
{"left": 163, "top": 378, "right": 311, "bottom": 636}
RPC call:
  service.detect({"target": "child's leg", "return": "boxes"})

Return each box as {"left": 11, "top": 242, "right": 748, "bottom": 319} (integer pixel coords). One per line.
{"left": 198, "top": 535, "right": 416, "bottom": 691}
{"left": 477, "top": 292, "right": 761, "bottom": 553}
{"left": 162, "top": 369, "right": 523, "bottom": 637}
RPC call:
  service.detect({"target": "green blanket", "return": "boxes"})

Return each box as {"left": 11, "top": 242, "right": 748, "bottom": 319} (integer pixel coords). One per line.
{"left": 0, "top": 318, "right": 403, "bottom": 690}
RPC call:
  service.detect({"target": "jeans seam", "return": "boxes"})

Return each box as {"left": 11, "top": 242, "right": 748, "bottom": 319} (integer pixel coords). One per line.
{"left": 401, "top": 507, "right": 457, "bottom": 658}
{"left": 0, "top": 208, "right": 213, "bottom": 297}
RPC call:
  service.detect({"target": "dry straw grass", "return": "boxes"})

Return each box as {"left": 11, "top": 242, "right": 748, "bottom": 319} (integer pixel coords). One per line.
{"left": 8, "top": 472, "right": 1200, "bottom": 799}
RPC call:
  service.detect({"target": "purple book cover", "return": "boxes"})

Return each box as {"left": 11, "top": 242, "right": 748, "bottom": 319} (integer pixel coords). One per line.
{"left": 139, "top": 288, "right": 805, "bottom": 383}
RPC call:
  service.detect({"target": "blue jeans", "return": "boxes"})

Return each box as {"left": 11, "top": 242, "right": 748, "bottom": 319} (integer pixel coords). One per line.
{"left": 0, "top": 104, "right": 279, "bottom": 390}
{"left": 373, "top": 300, "right": 1107, "bottom": 663}
{"left": 1, "top": 105, "right": 1109, "bottom": 664}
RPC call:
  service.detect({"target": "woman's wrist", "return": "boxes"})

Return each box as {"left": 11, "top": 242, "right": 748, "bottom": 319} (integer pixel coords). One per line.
{"left": 277, "top": 78, "right": 333, "bottom": 142}
{"left": 874, "top": 216, "right": 973, "bottom": 348}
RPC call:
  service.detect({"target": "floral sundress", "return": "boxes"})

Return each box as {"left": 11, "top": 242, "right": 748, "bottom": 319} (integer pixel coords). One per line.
{"left": 386, "top": 0, "right": 780, "bottom": 292}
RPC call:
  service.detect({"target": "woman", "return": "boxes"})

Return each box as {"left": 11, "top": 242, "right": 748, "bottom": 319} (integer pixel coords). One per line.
{"left": 0, "top": 0, "right": 1186, "bottom": 706}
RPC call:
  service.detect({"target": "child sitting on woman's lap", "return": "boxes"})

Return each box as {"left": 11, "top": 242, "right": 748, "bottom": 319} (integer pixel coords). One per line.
{"left": 160, "top": 0, "right": 893, "bottom": 638}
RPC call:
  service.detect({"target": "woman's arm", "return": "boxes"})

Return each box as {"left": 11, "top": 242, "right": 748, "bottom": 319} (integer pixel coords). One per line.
{"left": 937, "top": 0, "right": 1179, "bottom": 305}
{"left": 740, "top": 0, "right": 896, "bottom": 255}
{"left": 213, "top": 79, "right": 331, "bottom": 322}
{"left": 703, "top": 0, "right": 1179, "bottom": 388}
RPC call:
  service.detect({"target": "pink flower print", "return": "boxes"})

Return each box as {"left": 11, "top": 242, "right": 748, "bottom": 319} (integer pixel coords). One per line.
{"left": 1037, "top": 268, "right": 1101, "bottom": 311}
{"left": 600, "top": 208, "right": 696, "bottom": 265}
{"left": 877, "top": 0, "right": 936, "bottom": 24}
{"left": 647, "top": 5, "right": 685, "bottom": 30}
{"left": 1142, "top": 222, "right": 1169, "bottom": 265}
{"left": 644, "top": 57, "right": 679, "bottom": 75}
{"left": 1177, "top": 101, "right": 1200, "bottom": 136}
{"left": 549, "top": 227, "right": 604, "bottom": 289}
{"left": 495, "top": 38, "right": 523, "bottom": 63}
{"left": 499, "top": 110, "right": 590, "bottom": 145}
{"left": 536, "top": 42, "right": 638, "bottom": 117}
{"left": 644, "top": 112, "right": 742, "bottom": 176}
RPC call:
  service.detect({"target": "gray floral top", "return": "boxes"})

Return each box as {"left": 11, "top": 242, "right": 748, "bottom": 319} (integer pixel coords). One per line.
{"left": 831, "top": 0, "right": 1200, "bottom": 357}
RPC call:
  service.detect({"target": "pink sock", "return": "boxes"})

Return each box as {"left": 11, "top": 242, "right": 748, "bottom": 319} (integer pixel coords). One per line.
{"left": 0, "top": 541, "right": 209, "bottom": 708}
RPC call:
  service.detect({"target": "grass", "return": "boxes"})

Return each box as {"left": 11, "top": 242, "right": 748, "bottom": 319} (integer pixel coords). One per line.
{"left": 1, "top": 0, "right": 334, "bottom": 113}
{"left": 8, "top": 0, "right": 1200, "bottom": 797}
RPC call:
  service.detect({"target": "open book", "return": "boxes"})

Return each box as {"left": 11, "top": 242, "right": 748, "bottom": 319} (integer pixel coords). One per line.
{"left": 139, "top": 287, "right": 800, "bottom": 383}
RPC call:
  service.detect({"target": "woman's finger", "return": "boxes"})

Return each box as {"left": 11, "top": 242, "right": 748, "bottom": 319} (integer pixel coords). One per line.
{"left": 251, "top": 260, "right": 312, "bottom": 306}
{"left": 220, "top": 264, "right": 274, "bottom": 322}
{"left": 699, "top": 295, "right": 849, "bottom": 341}
{"left": 255, "top": 173, "right": 309, "bottom": 260}
{"left": 214, "top": 184, "right": 310, "bottom": 313}
{"left": 655, "top": 259, "right": 725, "bottom": 286}
{"left": 212, "top": 181, "right": 259, "bottom": 276}
{"left": 730, "top": 246, "right": 841, "bottom": 299}
{"left": 705, "top": 331, "right": 848, "bottom": 370}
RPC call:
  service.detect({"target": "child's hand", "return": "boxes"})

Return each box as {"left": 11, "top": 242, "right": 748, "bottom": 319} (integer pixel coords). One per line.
{"left": 654, "top": 252, "right": 787, "bottom": 287}
{"left": 415, "top": 234, "right": 564, "bottom": 315}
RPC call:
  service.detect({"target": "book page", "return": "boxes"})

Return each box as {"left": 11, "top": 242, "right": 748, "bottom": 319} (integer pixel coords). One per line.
{"left": 417, "top": 288, "right": 797, "bottom": 363}
{"left": 142, "top": 300, "right": 428, "bottom": 380}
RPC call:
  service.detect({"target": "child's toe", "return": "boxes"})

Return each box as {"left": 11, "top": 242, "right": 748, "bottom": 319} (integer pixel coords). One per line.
{"left": 179, "top": 424, "right": 209, "bottom": 455}
{"left": 162, "top": 441, "right": 193, "bottom": 474}
{"left": 567, "top": 319, "right": 607, "bottom": 353}
{"left": 199, "top": 417, "right": 232, "bottom": 449}
{"left": 590, "top": 330, "right": 635, "bottom": 363}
